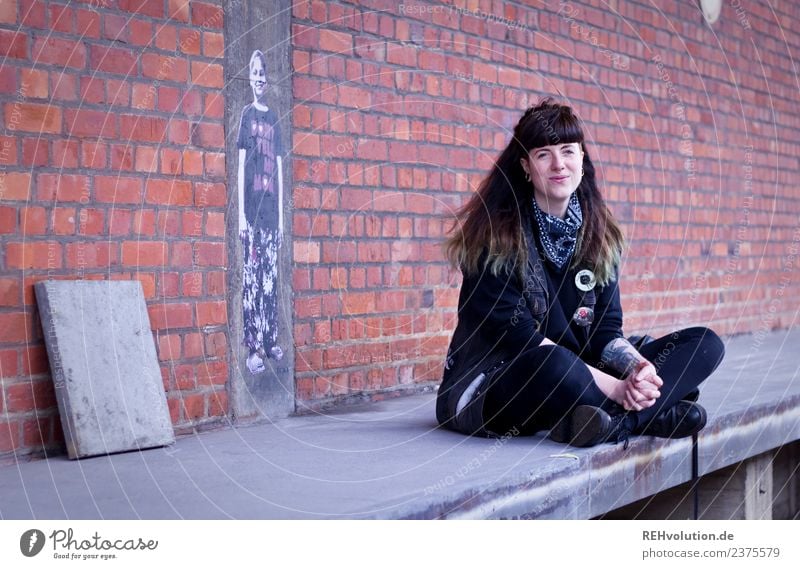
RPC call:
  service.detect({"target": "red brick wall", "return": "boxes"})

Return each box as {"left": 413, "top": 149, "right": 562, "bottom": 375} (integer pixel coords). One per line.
{"left": 289, "top": 0, "right": 800, "bottom": 408}
{"left": 1, "top": 0, "right": 228, "bottom": 457}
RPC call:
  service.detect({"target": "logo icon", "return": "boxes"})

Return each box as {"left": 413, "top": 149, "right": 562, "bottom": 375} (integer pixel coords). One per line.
{"left": 20, "top": 529, "right": 46, "bottom": 557}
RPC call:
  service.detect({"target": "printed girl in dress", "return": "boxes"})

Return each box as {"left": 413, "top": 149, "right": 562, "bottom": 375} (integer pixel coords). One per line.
{"left": 237, "top": 50, "right": 284, "bottom": 374}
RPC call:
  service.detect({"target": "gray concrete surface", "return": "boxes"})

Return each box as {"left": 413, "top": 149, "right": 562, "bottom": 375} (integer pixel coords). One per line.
{"left": 1, "top": 329, "right": 798, "bottom": 519}
{"left": 34, "top": 281, "right": 174, "bottom": 460}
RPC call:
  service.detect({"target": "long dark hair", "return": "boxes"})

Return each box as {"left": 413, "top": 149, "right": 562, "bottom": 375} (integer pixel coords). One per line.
{"left": 444, "top": 98, "right": 624, "bottom": 286}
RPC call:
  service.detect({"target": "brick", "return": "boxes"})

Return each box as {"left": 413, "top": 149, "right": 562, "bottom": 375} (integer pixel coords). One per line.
{"left": 20, "top": 69, "right": 48, "bottom": 99}
{"left": 0, "top": 136, "right": 18, "bottom": 164}
{"left": 107, "top": 78, "right": 131, "bottom": 106}
{"left": 183, "top": 333, "right": 203, "bottom": 358}
{"left": 0, "top": 172, "right": 32, "bottom": 201}
{"left": 4, "top": 103, "right": 61, "bottom": 134}
{"left": 0, "top": 66, "right": 15, "bottom": 94}
{"left": 142, "top": 53, "right": 188, "bottom": 82}
{"left": 119, "top": 0, "right": 164, "bottom": 18}
{"left": 157, "top": 333, "right": 181, "bottom": 361}
{"left": 192, "top": 2, "right": 224, "bottom": 28}
{"left": 145, "top": 179, "right": 192, "bottom": 206}
{"left": 157, "top": 210, "right": 179, "bottom": 235}
{"left": 157, "top": 85, "right": 181, "bottom": 113}
{"left": 0, "top": 421, "right": 20, "bottom": 453}
{"left": 203, "top": 32, "right": 224, "bottom": 58}
{"left": 81, "top": 141, "right": 107, "bottom": 169}
{"left": 95, "top": 175, "right": 142, "bottom": 204}
{"left": 76, "top": 9, "right": 101, "bottom": 38}
{"left": 135, "top": 146, "right": 158, "bottom": 173}
{"left": 77, "top": 208, "right": 104, "bottom": 235}
{"left": 120, "top": 115, "right": 168, "bottom": 143}
{"left": 156, "top": 271, "right": 178, "bottom": 297}
{"left": 20, "top": 0, "right": 45, "bottom": 28}
{"left": 109, "top": 209, "right": 132, "bottom": 236}
{"left": 65, "top": 109, "right": 117, "bottom": 138}
{"left": 148, "top": 302, "right": 193, "bottom": 330}
{"left": 0, "top": 313, "right": 29, "bottom": 343}
{"left": 65, "top": 241, "right": 118, "bottom": 269}
{"left": 21, "top": 344, "right": 48, "bottom": 375}
{"left": 103, "top": 13, "right": 128, "bottom": 41}
{"left": 204, "top": 152, "right": 225, "bottom": 178}
{"left": 51, "top": 71, "right": 78, "bottom": 102}
{"left": 167, "top": 0, "right": 189, "bottom": 22}
{"left": 208, "top": 390, "right": 228, "bottom": 417}
{"left": 0, "top": 349, "right": 18, "bottom": 377}
{"left": 110, "top": 144, "right": 133, "bottom": 170}
{"left": 194, "top": 182, "right": 225, "bottom": 206}
{"left": 174, "top": 364, "right": 195, "bottom": 389}
{"left": 170, "top": 242, "right": 193, "bottom": 266}
{"left": 204, "top": 331, "right": 226, "bottom": 358}
{"left": 192, "top": 122, "right": 225, "bottom": 148}
{"left": 319, "top": 29, "right": 353, "bottom": 54}
{"left": 181, "top": 272, "right": 202, "bottom": 297}
{"left": 180, "top": 394, "right": 205, "bottom": 420}
{"left": 50, "top": 4, "right": 72, "bottom": 33}
{"left": 32, "top": 36, "right": 87, "bottom": 67}
{"left": 207, "top": 271, "right": 224, "bottom": 295}
{"left": 182, "top": 149, "right": 203, "bottom": 175}
{"left": 154, "top": 24, "right": 177, "bottom": 50}
{"left": 160, "top": 148, "right": 182, "bottom": 175}
{"left": 205, "top": 211, "right": 224, "bottom": 237}
{"left": 0, "top": 29, "right": 27, "bottom": 59}
{"left": 196, "top": 301, "right": 226, "bottom": 326}
{"left": 37, "top": 174, "right": 90, "bottom": 202}
{"left": 22, "top": 416, "right": 52, "bottom": 446}
{"left": 52, "top": 139, "right": 79, "bottom": 168}
{"left": 22, "top": 206, "right": 48, "bottom": 235}
{"left": 196, "top": 361, "right": 227, "bottom": 386}
{"left": 0, "top": 278, "right": 20, "bottom": 307}
{"left": 80, "top": 75, "right": 105, "bottom": 104}
{"left": 178, "top": 28, "right": 202, "bottom": 55}
{"left": 191, "top": 61, "right": 223, "bottom": 88}
{"left": 181, "top": 210, "right": 202, "bottom": 236}
{"left": 0, "top": 206, "right": 16, "bottom": 233}
{"left": 7, "top": 242, "right": 62, "bottom": 269}
{"left": 168, "top": 119, "right": 190, "bottom": 144}
{"left": 0, "top": 1, "right": 17, "bottom": 24}
{"left": 90, "top": 45, "right": 138, "bottom": 76}
{"left": 181, "top": 89, "right": 202, "bottom": 116}
{"left": 122, "top": 241, "right": 167, "bottom": 266}
{"left": 194, "top": 242, "right": 225, "bottom": 266}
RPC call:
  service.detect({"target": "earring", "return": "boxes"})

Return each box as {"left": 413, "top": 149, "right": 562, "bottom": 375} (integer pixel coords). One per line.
{"left": 581, "top": 167, "right": 584, "bottom": 177}
{"left": 524, "top": 171, "right": 531, "bottom": 182}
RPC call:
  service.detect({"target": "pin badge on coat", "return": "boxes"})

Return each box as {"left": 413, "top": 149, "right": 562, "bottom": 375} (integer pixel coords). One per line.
{"left": 573, "top": 269, "right": 596, "bottom": 327}
{"left": 575, "top": 269, "right": 596, "bottom": 292}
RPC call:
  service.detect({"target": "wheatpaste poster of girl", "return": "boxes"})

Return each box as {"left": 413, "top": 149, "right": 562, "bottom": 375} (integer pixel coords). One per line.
{"left": 237, "top": 49, "right": 284, "bottom": 374}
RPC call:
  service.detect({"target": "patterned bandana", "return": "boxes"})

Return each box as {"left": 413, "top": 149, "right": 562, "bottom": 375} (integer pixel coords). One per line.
{"left": 532, "top": 192, "right": 583, "bottom": 269}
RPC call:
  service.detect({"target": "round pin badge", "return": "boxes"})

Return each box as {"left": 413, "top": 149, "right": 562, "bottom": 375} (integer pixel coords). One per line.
{"left": 575, "top": 269, "right": 596, "bottom": 292}
{"left": 573, "top": 306, "right": 594, "bottom": 327}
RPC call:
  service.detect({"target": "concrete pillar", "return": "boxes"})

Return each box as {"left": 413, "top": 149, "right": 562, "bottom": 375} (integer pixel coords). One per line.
{"left": 224, "top": 0, "right": 295, "bottom": 420}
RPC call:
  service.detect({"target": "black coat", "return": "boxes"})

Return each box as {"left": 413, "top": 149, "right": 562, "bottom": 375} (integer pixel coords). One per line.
{"left": 436, "top": 216, "right": 624, "bottom": 436}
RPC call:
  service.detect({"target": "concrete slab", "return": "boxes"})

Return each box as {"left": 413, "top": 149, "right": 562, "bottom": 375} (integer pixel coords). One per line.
{"left": 1, "top": 329, "right": 798, "bottom": 519}
{"left": 34, "top": 280, "right": 174, "bottom": 460}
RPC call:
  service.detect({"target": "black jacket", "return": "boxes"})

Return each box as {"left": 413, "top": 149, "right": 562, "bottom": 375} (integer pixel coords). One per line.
{"left": 436, "top": 216, "right": 624, "bottom": 436}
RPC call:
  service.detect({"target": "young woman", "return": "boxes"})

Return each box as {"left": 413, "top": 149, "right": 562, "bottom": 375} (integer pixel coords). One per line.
{"left": 437, "top": 99, "right": 725, "bottom": 447}
{"left": 237, "top": 50, "right": 285, "bottom": 374}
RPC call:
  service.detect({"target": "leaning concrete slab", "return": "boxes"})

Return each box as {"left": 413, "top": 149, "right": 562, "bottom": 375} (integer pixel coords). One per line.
{"left": 34, "top": 280, "right": 174, "bottom": 459}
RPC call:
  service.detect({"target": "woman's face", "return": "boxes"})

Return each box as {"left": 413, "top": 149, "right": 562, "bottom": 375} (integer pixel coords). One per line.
{"left": 250, "top": 57, "right": 266, "bottom": 101}
{"left": 521, "top": 142, "right": 584, "bottom": 215}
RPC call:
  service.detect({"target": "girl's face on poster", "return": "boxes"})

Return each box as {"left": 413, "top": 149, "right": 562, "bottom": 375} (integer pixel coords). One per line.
{"left": 250, "top": 57, "right": 266, "bottom": 102}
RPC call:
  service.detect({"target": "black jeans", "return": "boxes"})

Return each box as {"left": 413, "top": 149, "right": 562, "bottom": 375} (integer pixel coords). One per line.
{"left": 483, "top": 327, "right": 726, "bottom": 435}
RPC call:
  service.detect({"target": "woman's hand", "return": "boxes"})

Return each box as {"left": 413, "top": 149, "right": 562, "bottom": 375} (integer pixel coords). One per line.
{"left": 619, "top": 361, "right": 662, "bottom": 411}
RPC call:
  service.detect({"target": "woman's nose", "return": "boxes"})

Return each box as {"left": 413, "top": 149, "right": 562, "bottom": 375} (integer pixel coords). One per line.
{"left": 551, "top": 155, "right": 565, "bottom": 170}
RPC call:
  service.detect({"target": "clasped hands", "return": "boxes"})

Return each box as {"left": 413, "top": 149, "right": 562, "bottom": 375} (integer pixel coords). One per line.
{"left": 615, "top": 360, "right": 663, "bottom": 412}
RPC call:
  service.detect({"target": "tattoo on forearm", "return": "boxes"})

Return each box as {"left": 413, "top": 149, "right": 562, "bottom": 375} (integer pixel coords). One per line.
{"left": 601, "top": 338, "right": 646, "bottom": 375}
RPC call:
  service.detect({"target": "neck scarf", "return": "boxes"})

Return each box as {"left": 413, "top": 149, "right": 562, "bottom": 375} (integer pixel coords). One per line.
{"left": 532, "top": 192, "right": 583, "bottom": 270}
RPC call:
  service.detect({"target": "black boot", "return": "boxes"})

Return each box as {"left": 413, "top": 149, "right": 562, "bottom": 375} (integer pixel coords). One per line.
{"left": 682, "top": 388, "right": 700, "bottom": 403}
{"left": 549, "top": 406, "right": 633, "bottom": 449}
{"left": 635, "top": 401, "right": 707, "bottom": 439}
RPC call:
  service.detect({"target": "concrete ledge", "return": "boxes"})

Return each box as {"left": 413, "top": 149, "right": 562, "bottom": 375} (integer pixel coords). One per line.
{"left": 1, "top": 329, "right": 798, "bottom": 519}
